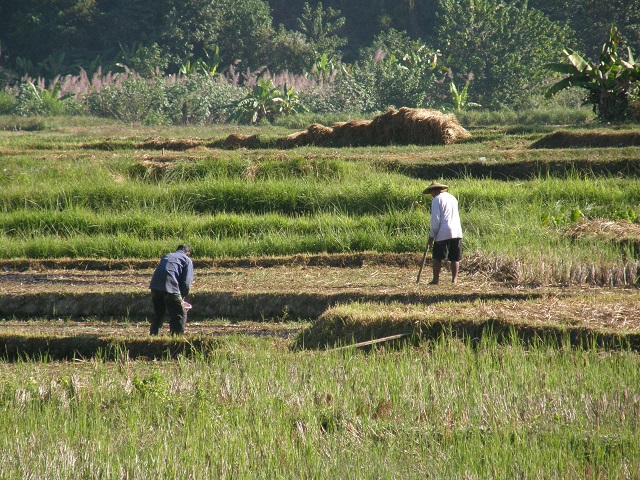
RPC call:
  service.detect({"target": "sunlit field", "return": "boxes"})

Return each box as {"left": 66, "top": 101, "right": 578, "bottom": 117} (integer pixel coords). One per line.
{"left": 1, "top": 114, "right": 639, "bottom": 478}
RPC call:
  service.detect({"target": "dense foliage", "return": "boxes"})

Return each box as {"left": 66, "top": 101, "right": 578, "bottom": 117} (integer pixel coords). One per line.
{"left": 546, "top": 26, "right": 640, "bottom": 121}
{"left": 1, "top": 0, "right": 639, "bottom": 120}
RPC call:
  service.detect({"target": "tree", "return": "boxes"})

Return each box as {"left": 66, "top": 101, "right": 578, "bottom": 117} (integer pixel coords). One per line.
{"left": 268, "top": 0, "right": 440, "bottom": 62}
{"left": 297, "top": 2, "right": 347, "bottom": 65}
{"left": 269, "top": 26, "right": 314, "bottom": 73}
{"left": 0, "top": 0, "right": 276, "bottom": 77}
{"left": 435, "top": 0, "right": 574, "bottom": 108}
{"left": 530, "top": 0, "right": 640, "bottom": 61}
{"left": 212, "top": 0, "right": 275, "bottom": 69}
{"left": 351, "top": 29, "right": 444, "bottom": 110}
{"left": 545, "top": 25, "right": 640, "bottom": 121}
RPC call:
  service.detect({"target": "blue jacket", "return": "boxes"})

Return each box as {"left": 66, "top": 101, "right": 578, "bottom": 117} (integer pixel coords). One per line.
{"left": 149, "top": 250, "right": 194, "bottom": 297}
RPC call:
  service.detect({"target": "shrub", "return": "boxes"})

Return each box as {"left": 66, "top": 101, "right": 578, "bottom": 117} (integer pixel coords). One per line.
{"left": 164, "top": 75, "right": 246, "bottom": 124}
{"left": 343, "top": 30, "right": 447, "bottom": 111}
{"left": 227, "top": 78, "right": 306, "bottom": 125}
{"left": 0, "top": 89, "right": 17, "bottom": 114}
{"left": 86, "top": 76, "right": 168, "bottom": 124}
{"left": 15, "top": 82, "right": 69, "bottom": 116}
{"left": 298, "top": 71, "right": 379, "bottom": 114}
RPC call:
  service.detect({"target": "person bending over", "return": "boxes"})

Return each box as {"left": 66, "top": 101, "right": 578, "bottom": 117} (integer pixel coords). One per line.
{"left": 149, "top": 244, "right": 194, "bottom": 335}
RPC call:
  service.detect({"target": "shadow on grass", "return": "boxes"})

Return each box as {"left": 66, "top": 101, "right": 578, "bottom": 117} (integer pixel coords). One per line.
{"left": 0, "top": 291, "right": 543, "bottom": 321}
{"left": 398, "top": 158, "right": 640, "bottom": 181}
{"left": 0, "top": 334, "right": 226, "bottom": 362}
{"left": 293, "top": 317, "right": 640, "bottom": 353}
{"left": 1, "top": 317, "right": 636, "bottom": 362}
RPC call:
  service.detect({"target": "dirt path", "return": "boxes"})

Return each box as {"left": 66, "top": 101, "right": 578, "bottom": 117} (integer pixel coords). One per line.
{"left": 1, "top": 255, "right": 639, "bottom": 336}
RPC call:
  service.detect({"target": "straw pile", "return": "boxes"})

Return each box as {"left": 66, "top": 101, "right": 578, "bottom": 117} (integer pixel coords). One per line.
{"left": 225, "top": 107, "right": 470, "bottom": 149}
{"left": 308, "top": 108, "right": 470, "bottom": 147}
{"left": 330, "top": 119, "right": 374, "bottom": 146}
{"left": 564, "top": 219, "right": 640, "bottom": 241}
{"left": 223, "top": 133, "right": 260, "bottom": 149}
{"left": 531, "top": 130, "right": 640, "bottom": 149}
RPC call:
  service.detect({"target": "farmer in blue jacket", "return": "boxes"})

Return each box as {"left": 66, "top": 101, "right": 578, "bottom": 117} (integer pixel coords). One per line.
{"left": 149, "top": 244, "right": 194, "bottom": 335}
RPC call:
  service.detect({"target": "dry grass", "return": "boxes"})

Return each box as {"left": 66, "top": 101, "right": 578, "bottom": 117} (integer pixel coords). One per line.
{"left": 225, "top": 108, "right": 471, "bottom": 149}
{"left": 1, "top": 252, "right": 638, "bottom": 356}
{"left": 564, "top": 218, "right": 640, "bottom": 241}
{"left": 0, "top": 319, "right": 301, "bottom": 340}
{"left": 530, "top": 130, "right": 640, "bottom": 149}
{"left": 135, "top": 137, "right": 204, "bottom": 150}
{"left": 1, "top": 253, "right": 638, "bottom": 331}
{"left": 223, "top": 133, "right": 260, "bottom": 149}
{"left": 296, "top": 288, "right": 640, "bottom": 350}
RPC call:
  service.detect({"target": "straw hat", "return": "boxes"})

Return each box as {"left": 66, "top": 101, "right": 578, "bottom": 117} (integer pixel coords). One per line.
{"left": 423, "top": 182, "right": 449, "bottom": 194}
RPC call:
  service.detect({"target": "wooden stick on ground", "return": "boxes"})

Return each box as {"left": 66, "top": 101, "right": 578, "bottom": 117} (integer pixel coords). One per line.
{"left": 331, "top": 333, "right": 412, "bottom": 351}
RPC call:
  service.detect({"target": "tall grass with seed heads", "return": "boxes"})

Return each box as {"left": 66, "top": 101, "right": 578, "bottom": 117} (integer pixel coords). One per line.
{"left": 0, "top": 336, "right": 638, "bottom": 479}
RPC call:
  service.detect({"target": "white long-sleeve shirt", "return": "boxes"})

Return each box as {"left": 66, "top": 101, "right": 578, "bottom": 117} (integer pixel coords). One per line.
{"left": 430, "top": 191, "right": 462, "bottom": 241}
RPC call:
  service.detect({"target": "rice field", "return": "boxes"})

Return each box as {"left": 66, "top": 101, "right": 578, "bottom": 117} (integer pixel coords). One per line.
{"left": 0, "top": 114, "right": 639, "bottom": 478}
{"left": 1, "top": 335, "right": 639, "bottom": 479}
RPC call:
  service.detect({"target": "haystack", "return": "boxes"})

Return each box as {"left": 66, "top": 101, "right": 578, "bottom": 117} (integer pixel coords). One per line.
{"left": 283, "top": 130, "right": 309, "bottom": 148}
{"left": 221, "top": 107, "right": 470, "bottom": 150}
{"left": 306, "top": 123, "right": 334, "bottom": 145}
{"left": 331, "top": 119, "right": 373, "bottom": 146}
{"left": 531, "top": 131, "right": 640, "bottom": 149}
{"left": 330, "top": 108, "right": 469, "bottom": 147}
{"left": 396, "top": 107, "right": 471, "bottom": 145}
{"left": 368, "top": 109, "right": 400, "bottom": 145}
{"left": 223, "top": 133, "right": 260, "bottom": 149}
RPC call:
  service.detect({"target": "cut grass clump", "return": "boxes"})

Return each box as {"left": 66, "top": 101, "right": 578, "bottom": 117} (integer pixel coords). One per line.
{"left": 464, "top": 252, "right": 640, "bottom": 287}
{"left": 226, "top": 107, "right": 471, "bottom": 149}
{"left": 126, "top": 156, "right": 350, "bottom": 183}
{"left": 134, "top": 137, "right": 205, "bottom": 150}
{"left": 530, "top": 130, "right": 640, "bottom": 149}
{"left": 296, "top": 298, "right": 640, "bottom": 350}
{"left": 564, "top": 218, "right": 640, "bottom": 241}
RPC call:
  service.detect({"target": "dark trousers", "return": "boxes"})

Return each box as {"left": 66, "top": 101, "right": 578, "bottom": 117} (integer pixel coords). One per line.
{"left": 150, "top": 290, "right": 187, "bottom": 335}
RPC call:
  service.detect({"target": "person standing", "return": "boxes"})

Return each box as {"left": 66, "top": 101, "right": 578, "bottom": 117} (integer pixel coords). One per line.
{"left": 149, "top": 244, "right": 194, "bottom": 335}
{"left": 423, "top": 182, "right": 462, "bottom": 284}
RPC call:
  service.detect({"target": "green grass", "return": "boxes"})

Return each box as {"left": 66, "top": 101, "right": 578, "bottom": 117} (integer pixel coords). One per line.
{"left": 1, "top": 116, "right": 639, "bottom": 281}
{"left": 0, "top": 336, "right": 637, "bottom": 478}
{"left": 457, "top": 105, "right": 595, "bottom": 127}
{"left": 1, "top": 170, "right": 637, "bottom": 265}
{"left": 1, "top": 115, "right": 639, "bottom": 478}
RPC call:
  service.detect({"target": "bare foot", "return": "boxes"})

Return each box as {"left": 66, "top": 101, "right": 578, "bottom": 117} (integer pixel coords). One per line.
{"left": 429, "top": 280, "right": 439, "bottom": 285}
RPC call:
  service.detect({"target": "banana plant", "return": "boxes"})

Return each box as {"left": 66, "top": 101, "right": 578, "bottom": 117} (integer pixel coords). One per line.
{"left": 179, "top": 47, "right": 221, "bottom": 77}
{"left": 449, "top": 80, "right": 481, "bottom": 112}
{"left": 17, "top": 81, "right": 73, "bottom": 115}
{"left": 545, "top": 25, "right": 640, "bottom": 121}
{"left": 228, "top": 78, "right": 284, "bottom": 124}
{"left": 229, "top": 79, "right": 306, "bottom": 124}
{"left": 273, "top": 83, "right": 307, "bottom": 117}
{"left": 313, "top": 53, "right": 334, "bottom": 79}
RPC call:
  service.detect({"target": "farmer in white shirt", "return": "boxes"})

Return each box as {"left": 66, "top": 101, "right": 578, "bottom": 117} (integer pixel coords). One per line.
{"left": 424, "top": 182, "right": 463, "bottom": 284}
